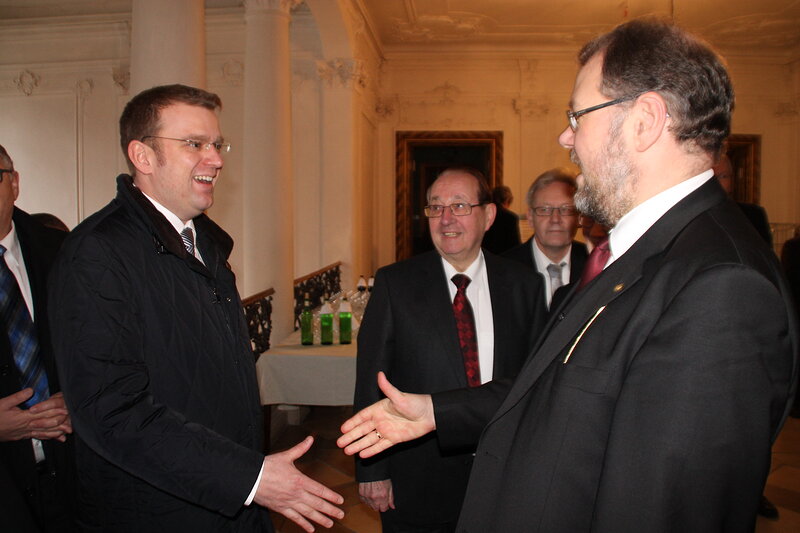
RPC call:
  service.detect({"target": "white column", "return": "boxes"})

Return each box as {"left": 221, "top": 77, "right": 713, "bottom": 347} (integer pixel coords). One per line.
{"left": 242, "top": 0, "right": 299, "bottom": 342}
{"left": 130, "top": 0, "right": 206, "bottom": 94}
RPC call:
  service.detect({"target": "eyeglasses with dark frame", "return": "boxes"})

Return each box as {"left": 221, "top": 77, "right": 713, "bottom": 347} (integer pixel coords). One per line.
{"left": 424, "top": 203, "right": 484, "bottom": 218}
{"left": 566, "top": 95, "right": 638, "bottom": 131}
{"left": 0, "top": 168, "right": 13, "bottom": 183}
{"left": 140, "top": 136, "right": 232, "bottom": 154}
{"left": 532, "top": 205, "right": 578, "bottom": 217}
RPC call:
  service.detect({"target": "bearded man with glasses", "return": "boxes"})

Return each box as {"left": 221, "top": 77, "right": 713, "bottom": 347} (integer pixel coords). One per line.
{"left": 341, "top": 19, "right": 797, "bottom": 533}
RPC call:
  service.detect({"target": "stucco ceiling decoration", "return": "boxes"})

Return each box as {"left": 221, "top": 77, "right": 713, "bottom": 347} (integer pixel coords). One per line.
{"left": 356, "top": 0, "right": 800, "bottom": 56}
{"left": 0, "top": 0, "right": 798, "bottom": 56}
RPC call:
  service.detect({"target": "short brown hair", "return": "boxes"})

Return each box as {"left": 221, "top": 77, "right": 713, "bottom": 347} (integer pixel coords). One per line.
{"left": 119, "top": 84, "right": 222, "bottom": 172}
{"left": 578, "top": 18, "right": 733, "bottom": 157}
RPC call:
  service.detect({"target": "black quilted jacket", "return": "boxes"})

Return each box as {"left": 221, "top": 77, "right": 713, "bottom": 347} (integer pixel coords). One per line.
{"left": 48, "top": 175, "right": 272, "bottom": 532}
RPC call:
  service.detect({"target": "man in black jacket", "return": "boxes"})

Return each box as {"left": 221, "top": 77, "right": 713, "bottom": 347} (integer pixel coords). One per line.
{"left": 0, "top": 144, "right": 75, "bottom": 532}
{"left": 48, "top": 85, "right": 343, "bottom": 532}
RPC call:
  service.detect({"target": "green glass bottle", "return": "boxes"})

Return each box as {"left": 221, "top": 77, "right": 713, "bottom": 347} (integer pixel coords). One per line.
{"left": 300, "top": 293, "right": 313, "bottom": 345}
{"left": 320, "top": 300, "right": 334, "bottom": 345}
{"left": 339, "top": 297, "right": 352, "bottom": 344}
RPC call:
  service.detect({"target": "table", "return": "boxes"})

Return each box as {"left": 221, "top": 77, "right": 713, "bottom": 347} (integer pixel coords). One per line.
{"left": 256, "top": 329, "right": 357, "bottom": 406}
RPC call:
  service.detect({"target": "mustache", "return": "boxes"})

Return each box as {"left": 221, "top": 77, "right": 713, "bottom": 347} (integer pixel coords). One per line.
{"left": 570, "top": 149, "right": 580, "bottom": 167}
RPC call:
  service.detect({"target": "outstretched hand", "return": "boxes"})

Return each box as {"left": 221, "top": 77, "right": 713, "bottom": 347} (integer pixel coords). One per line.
{"left": 256, "top": 436, "right": 344, "bottom": 532}
{"left": 337, "top": 372, "right": 436, "bottom": 458}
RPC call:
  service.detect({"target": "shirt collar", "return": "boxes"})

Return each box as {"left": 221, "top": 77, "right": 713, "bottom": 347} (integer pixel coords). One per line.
{"left": 532, "top": 239, "right": 570, "bottom": 271}
{"left": 139, "top": 190, "right": 197, "bottom": 237}
{"left": 441, "top": 250, "right": 486, "bottom": 282}
{"left": 0, "top": 221, "right": 22, "bottom": 262}
{"left": 608, "top": 169, "right": 714, "bottom": 263}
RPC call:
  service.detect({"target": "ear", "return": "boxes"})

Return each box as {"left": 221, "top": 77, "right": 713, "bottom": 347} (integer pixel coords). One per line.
{"left": 631, "top": 91, "right": 669, "bottom": 152}
{"left": 127, "top": 140, "right": 155, "bottom": 175}
{"left": 483, "top": 202, "right": 497, "bottom": 230}
{"left": 9, "top": 171, "right": 19, "bottom": 202}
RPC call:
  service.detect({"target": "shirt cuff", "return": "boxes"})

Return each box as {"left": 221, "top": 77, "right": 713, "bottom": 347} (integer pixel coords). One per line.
{"left": 244, "top": 459, "right": 265, "bottom": 506}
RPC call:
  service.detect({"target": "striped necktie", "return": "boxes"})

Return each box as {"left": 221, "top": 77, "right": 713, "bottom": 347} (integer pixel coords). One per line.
{"left": 0, "top": 245, "right": 49, "bottom": 408}
{"left": 180, "top": 227, "right": 195, "bottom": 256}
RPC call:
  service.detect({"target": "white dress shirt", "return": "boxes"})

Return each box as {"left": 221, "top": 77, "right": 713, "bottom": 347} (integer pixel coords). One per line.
{"left": 139, "top": 191, "right": 204, "bottom": 264}
{"left": 532, "top": 240, "right": 572, "bottom": 307}
{"left": 607, "top": 170, "right": 714, "bottom": 268}
{"left": 442, "top": 251, "right": 495, "bottom": 383}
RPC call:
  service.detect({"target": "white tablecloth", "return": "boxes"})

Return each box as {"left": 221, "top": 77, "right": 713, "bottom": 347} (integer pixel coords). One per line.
{"left": 257, "top": 329, "right": 357, "bottom": 406}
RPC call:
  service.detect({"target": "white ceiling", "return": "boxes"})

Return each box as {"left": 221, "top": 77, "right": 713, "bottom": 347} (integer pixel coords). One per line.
{"left": 1, "top": 0, "right": 798, "bottom": 56}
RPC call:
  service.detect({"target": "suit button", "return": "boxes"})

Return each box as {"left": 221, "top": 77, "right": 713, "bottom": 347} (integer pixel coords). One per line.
{"left": 0, "top": 364, "right": 9, "bottom": 376}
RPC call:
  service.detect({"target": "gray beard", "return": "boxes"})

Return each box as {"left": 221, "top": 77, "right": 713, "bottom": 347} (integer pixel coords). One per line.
{"left": 571, "top": 119, "right": 636, "bottom": 228}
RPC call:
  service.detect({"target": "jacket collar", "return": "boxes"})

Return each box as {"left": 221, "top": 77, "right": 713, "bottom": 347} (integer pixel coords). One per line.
{"left": 115, "top": 174, "right": 234, "bottom": 266}
{"left": 492, "top": 179, "right": 728, "bottom": 419}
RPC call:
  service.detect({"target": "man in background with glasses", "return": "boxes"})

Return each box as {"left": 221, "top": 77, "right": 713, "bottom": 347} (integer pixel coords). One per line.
{"left": 354, "top": 167, "right": 546, "bottom": 532}
{"left": 0, "top": 145, "right": 75, "bottom": 531}
{"left": 48, "top": 84, "right": 343, "bottom": 532}
{"left": 505, "top": 169, "right": 587, "bottom": 310}
{"left": 340, "top": 19, "right": 797, "bottom": 532}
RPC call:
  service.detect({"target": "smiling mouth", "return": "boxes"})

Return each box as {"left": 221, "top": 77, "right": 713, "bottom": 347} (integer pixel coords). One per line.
{"left": 194, "top": 175, "right": 214, "bottom": 184}
{"left": 443, "top": 232, "right": 460, "bottom": 237}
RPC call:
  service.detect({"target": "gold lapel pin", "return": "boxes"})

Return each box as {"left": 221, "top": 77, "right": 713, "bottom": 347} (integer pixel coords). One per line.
{"left": 614, "top": 283, "right": 624, "bottom": 292}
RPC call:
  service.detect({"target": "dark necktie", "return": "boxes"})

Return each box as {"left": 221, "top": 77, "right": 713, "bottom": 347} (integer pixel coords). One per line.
{"left": 0, "top": 245, "right": 49, "bottom": 408}
{"left": 577, "top": 237, "right": 611, "bottom": 290}
{"left": 451, "top": 274, "right": 481, "bottom": 387}
{"left": 180, "top": 227, "right": 195, "bottom": 256}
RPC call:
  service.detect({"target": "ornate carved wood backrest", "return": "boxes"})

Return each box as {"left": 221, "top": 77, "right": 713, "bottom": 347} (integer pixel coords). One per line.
{"left": 242, "top": 288, "right": 275, "bottom": 361}
{"left": 293, "top": 262, "right": 342, "bottom": 329}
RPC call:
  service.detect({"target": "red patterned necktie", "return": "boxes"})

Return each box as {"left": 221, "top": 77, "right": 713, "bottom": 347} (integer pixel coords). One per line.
{"left": 451, "top": 274, "right": 481, "bottom": 387}
{"left": 577, "top": 237, "right": 611, "bottom": 290}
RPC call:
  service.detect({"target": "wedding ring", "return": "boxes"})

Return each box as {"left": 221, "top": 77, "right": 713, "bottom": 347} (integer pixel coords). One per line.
{"left": 375, "top": 430, "right": 383, "bottom": 439}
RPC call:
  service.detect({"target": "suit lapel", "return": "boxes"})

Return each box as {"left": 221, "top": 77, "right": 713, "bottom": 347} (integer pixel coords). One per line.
{"left": 412, "top": 252, "right": 467, "bottom": 386}
{"left": 489, "top": 179, "right": 728, "bottom": 421}
{"left": 486, "top": 254, "right": 515, "bottom": 377}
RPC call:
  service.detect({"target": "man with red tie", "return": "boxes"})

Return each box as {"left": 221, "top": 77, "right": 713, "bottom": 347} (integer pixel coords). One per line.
{"left": 341, "top": 19, "right": 797, "bottom": 532}
{"left": 354, "top": 167, "right": 547, "bottom": 532}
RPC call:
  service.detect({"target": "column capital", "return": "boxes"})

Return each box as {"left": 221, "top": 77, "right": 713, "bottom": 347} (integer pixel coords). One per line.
{"left": 244, "top": 0, "right": 303, "bottom": 15}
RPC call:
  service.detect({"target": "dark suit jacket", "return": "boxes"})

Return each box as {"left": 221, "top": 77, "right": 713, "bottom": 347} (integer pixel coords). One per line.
{"left": 0, "top": 208, "right": 74, "bottom": 532}
{"left": 504, "top": 237, "right": 588, "bottom": 310}
{"left": 432, "top": 180, "right": 797, "bottom": 532}
{"left": 482, "top": 205, "right": 521, "bottom": 254}
{"left": 737, "top": 202, "right": 773, "bottom": 248}
{"left": 354, "top": 250, "right": 547, "bottom": 526}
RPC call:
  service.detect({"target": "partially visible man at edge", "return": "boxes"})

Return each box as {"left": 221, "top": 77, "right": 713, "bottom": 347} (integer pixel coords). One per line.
{"left": 338, "top": 18, "right": 797, "bottom": 533}
{"left": 0, "top": 144, "right": 75, "bottom": 532}
{"left": 48, "top": 84, "right": 343, "bottom": 532}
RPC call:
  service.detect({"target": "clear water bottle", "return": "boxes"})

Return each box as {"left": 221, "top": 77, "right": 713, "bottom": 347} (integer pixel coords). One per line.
{"left": 339, "top": 297, "right": 352, "bottom": 344}
{"left": 367, "top": 276, "right": 375, "bottom": 293}
{"left": 357, "top": 275, "right": 367, "bottom": 293}
{"left": 320, "top": 300, "right": 334, "bottom": 345}
{"left": 300, "top": 292, "right": 313, "bottom": 345}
